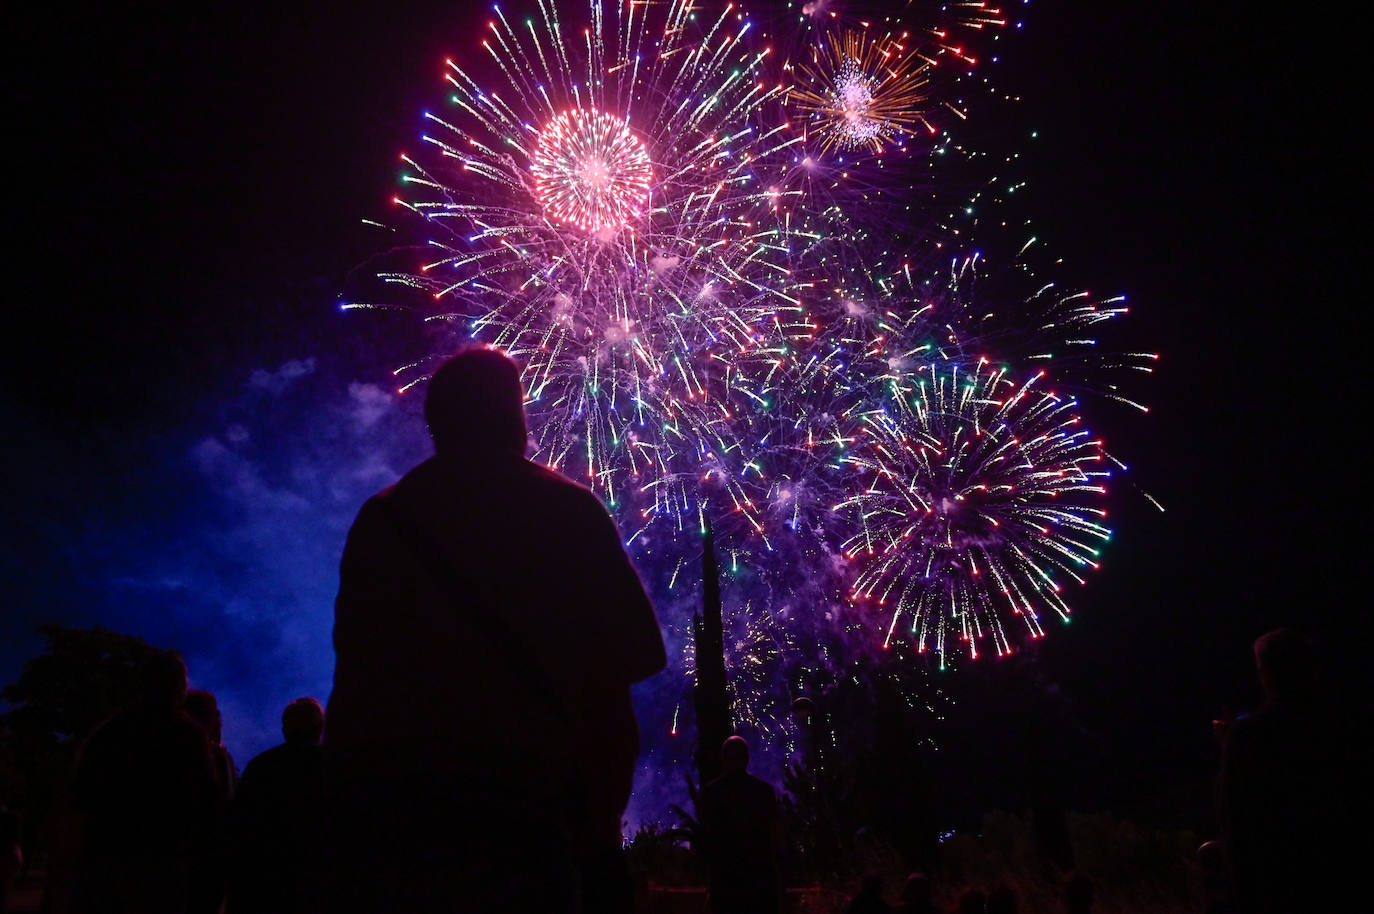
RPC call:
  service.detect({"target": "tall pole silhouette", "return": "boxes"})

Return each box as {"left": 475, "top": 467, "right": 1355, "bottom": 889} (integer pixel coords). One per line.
{"left": 693, "top": 517, "right": 731, "bottom": 786}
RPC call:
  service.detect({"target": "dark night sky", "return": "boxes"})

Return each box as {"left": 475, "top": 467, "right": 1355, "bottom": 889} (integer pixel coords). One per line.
{"left": 3, "top": 0, "right": 1362, "bottom": 826}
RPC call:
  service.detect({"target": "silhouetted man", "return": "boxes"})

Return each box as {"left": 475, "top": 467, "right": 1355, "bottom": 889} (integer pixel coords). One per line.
{"left": 185, "top": 689, "right": 237, "bottom": 802}
{"left": 1218, "top": 628, "right": 1335, "bottom": 913}
{"left": 228, "top": 698, "right": 325, "bottom": 914}
{"left": 325, "top": 346, "right": 666, "bottom": 913}
{"left": 72, "top": 650, "right": 219, "bottom": 914}
{"left": 183, "top": 689, "right": 235, "bottom": 914}
{"left": 698, "top": 736, "right": 782, "bottom": 914}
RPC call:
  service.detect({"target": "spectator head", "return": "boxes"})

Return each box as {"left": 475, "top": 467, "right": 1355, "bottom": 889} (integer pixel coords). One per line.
{"left": 184, "top": 689, "right": 222, "bottom": 743}
{"left": 1065, "top": 872, "right": 1094, "bottom": 914}
{"left": 720, "top": 735, "right": 749, "bottom": 774}
{"left": 137, "top": 650, "right": 188, "bottom": 710}
{"left": 1253, "top": 628, "right": 1316, "bottom": 700}
{"left": 425, "top": 346, "right": 527, "bottom": 457}
{"left": 282, "top": 697, "right": 325, "bottom": 746}
{"left": 901, "top": 871, "right": 933, "bottom": 907}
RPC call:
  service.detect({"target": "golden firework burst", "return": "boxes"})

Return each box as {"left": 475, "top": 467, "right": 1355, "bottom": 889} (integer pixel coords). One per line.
{"left": 788, "top": 29, "right": 933, "bottom": 155}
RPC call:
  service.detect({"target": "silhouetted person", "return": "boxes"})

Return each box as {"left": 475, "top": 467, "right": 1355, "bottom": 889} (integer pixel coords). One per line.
{"left": 894, "top": 872, "right": 936, "bottom": 914}
{"left": 185, "top": 689, "right": 238, "bottom": 801}
{"left": 1063, "top": 872, "right": 1094, "bottom": 914}
{"left": 228, "top": 698, "right": 325, "bottom": 914}
{"left": 71, "top": 650, "right": 219, "bottom": 914}
{"left": 698, "top": 736, "right": 782, "bottom": 914}
{"left": 954, "top": 887, "right": 986, "bottom": 914}
{"left": 1218, "top": 628, "right": 1334, "bottom": 913}
{"left": 184, "top": 689, "right": 234, "bottom": 914}
{"left": 325, "top": 346, "right": 665, "bottom": 913}
{"left": 847, "top": 874, "right": 891, "bottom": 914}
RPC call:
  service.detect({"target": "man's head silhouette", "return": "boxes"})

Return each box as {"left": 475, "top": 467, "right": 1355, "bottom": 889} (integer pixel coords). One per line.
{"left": 1253, "top": 627, "right": 1316, "bottom": 701}
{"left": 184, "top": 689, "right": 222, "bottom": 743}
{"left": 425, "top": 346, "right": 528, "bottom": 456}
{"left": 721, "top": 735, "right": 749, "bottom": 774}
{"left": 137, "top": 649, "right": 188, "bottom": 710}
{"left": 282, "top": 697, "right": 325, "bottom": 746}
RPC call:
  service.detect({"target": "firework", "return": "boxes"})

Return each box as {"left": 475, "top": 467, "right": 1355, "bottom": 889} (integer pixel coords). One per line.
{"left": 780, "top": 0, "right": 1008, "bottom": 155}
{"left": 530, "top": 108, "right": 652, "bottom": 232}
{"left": 773, "top": 220, "right": 1157, "bottom": 418}
{"left": 350, "top": 0, "right": 820, "bottom": 536}
{"left": 834, "top": 358, "right": 1113, "bottom": 663}
{"left": 879, "top": 242, "right": 1158, "bottom": 412}
{"left": 789, "top": 28, "right": 933, "bottom": 155}
{"left": 347, "top": 0, "right": 1152, "bottom": 689}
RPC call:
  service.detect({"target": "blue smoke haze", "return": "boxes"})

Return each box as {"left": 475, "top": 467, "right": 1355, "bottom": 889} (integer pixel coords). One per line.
{"left": 2, "top": 352, "right": 741, "bottom": 830}
{"left": 0, "top": 359, "right": 423, "bottom": 763}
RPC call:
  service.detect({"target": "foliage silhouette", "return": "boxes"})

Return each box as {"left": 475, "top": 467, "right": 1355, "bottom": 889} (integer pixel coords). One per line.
{"left": 0, "top": 626, "right": 167, "bottom": 853}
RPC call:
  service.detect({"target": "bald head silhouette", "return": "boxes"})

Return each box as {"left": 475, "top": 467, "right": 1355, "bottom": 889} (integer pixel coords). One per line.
{"left": 721, "top": 735, "right": 750, "bottom": 774}
{"left": 425, "top": 347, "right": 528, "bottom": 457}
{"left": 282, "top": 696, "right": 325, "bottom": 746}
{"left": 1253, "top": 627, "right": 1316, "bottom": 701}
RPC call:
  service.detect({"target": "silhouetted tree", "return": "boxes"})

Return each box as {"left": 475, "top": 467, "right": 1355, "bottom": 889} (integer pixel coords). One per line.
{"left": 779, "top": 656, "right": 948, "bottom": 883}
{"left": 693, "top": 521, "right": 731, "bottom": 787}
{"left": 0, "top": 625, "right": 166, "bottom": 853}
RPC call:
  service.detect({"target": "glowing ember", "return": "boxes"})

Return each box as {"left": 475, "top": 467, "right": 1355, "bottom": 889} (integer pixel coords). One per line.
{"left": 531, "top": 109, "right": 652, "bottom": 232}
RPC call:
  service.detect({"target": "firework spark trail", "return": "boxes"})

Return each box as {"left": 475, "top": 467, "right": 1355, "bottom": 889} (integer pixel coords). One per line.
{"left": 784, "top": 228, "right": 1158, "bottom": 412}
{"left": 880, "top": 243, "right": 1159, "bottom": 411}
{"left": 832, "top": 358, "right": 1113, "bottom": 664}
{"left": 682, "top": 598, "right": 801, "bottom": 739}
{"left": 782, "top": 0, "right": 1006, "bottom": 67}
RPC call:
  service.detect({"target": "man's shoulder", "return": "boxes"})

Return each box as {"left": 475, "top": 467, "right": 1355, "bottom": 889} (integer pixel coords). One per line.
{"left": 249, "top": 742, "right": 292, "bottom": 763}
{"left": 705, "top": 771, "right": 777, "bottom": 797}
{"left": 518, "top": 459, "right": 598, "bottom": 495}
{"left": 509, "top": 460, "right": 616, "bottom": 525}
{"left": 387, "top": 456, "right": 600, "bottom": 504}
{"left": 348, "top": 480, "right": 402, "bottom": 528}
{"left": 745, "top": 772, "right": 777, "bottom": 796}
{"left": 242, "top": 742, "right": 295, "bottom": 777}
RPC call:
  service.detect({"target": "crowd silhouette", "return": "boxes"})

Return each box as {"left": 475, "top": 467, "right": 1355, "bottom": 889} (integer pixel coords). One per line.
{"left": 48, "top": 668, "right": 1118, "bottom": 914}
{"left": 1, "top": 349, "right": 1340, "bottom": 914}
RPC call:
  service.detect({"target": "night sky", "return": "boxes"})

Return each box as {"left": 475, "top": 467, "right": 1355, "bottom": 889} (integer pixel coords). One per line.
{"left": 4, "top": 0, "right": 1361, "bottom": 828}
